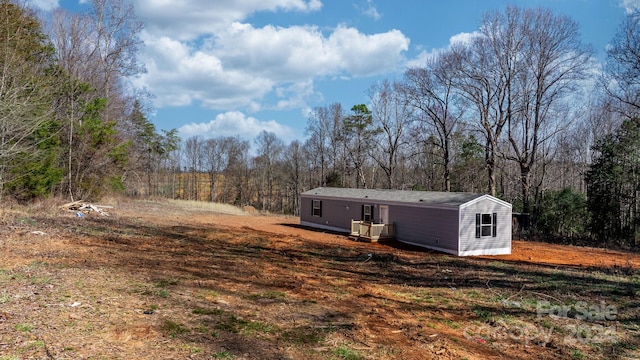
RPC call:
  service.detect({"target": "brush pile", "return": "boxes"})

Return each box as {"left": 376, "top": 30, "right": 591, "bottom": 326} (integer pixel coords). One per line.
{"left": 60, "top": 200, "right": 112, "bottom": 216}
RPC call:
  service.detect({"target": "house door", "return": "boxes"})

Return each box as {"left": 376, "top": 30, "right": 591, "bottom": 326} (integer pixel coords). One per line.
{"left": 379, "top": 205, "right": 389, "bottom": 224}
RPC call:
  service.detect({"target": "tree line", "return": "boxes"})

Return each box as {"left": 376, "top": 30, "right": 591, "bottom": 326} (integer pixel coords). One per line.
{"left": 1, "top": 1, "right": 639, "bottom": 249}
{"left": 0, "top": 0, "right": 178, "bottom": 202}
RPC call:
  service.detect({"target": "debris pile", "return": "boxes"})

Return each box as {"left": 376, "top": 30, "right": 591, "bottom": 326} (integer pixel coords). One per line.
{"left": 60, "top": 200, "right": 112, "bottom": 216}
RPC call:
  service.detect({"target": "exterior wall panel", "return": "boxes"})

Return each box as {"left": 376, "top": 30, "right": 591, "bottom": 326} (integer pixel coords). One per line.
{"left": 300, "top": 195, "right": 378, "bottom": 232}
{"left": 459, "top": 197, "right": 512, "bottom": 255}
{"left": 391, "top": 206, "right": 459, "bottom": 253}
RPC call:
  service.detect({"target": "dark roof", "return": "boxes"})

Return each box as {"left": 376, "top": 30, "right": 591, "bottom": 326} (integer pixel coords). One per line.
{"left": 301, "top": 187, "right": 486, "bottom": 207}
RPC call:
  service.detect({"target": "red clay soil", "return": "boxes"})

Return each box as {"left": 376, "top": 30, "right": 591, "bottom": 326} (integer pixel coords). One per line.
{"left": 487, "top": 241, "right": 640, "bottom": 268}
{"left": 197, "top": 213, "right": 640, "bottom": 269}
{"left": 2, "top": 203, "right": 638, "bottom": 360}
{"left": 172, "top": 215, "right": 640, "bottom": 269}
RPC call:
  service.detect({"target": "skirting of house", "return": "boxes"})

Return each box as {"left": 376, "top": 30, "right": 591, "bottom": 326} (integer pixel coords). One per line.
{"left": 457, "top": 246, "right": 511, "bottom": 256}
{"left": 301, "top": 221, "right": 511, "bottom": 256}
{"left": 299, "top": 221, "right": 348, "bottom": 234}
{"left": 398, "top": 240, "right": 511, "bottom": 256}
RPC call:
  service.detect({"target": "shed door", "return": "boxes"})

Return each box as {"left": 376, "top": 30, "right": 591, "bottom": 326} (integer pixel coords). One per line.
{"left": 379, "top": 205, "right": 389, "bottom": 224}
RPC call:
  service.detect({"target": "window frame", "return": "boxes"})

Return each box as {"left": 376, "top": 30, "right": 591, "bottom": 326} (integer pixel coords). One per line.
{"left": 481, "top": 213, "right": 493, "bottom": 237}
{"left": 362, "top": 204, "right": 374, "bottom": 222}
{"left": 476, "top": 212, "right": 497, "bottom": 238}
{"left": 312, "top": 199, "right": 322, "bottom": 217}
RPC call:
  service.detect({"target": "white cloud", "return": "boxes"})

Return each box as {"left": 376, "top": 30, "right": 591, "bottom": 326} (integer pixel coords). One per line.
{"left": 274, "top": 80, "right": 318, "bottom": 110}
{"left": 621, "top": 0, "right": 640, "bottom": 13}
{"left": 132, "top": 0, "right": 323, "bottom": 41}
{"left": 406, "top": 50, "right": 436, "bottom": 68}
{"left": 406, "top": 31, "right": 480, "bottom": 68}
{"left": 358, "top": 0, "right": 381, "bottom": 20}
{"left": 213, "top": 23, "right": 335, "bottom": 80}
{"left": 126, "top": 1, "right": 410, "bottom": 136}
{"left": 178, "top": 111, "right": 295, "bottom": 143}
{"left": 213, "top": 23, "right": 408, "bottom": 79}
{"left": 327, "top": 26, "right": 408, "bottom": 76}
{"left": 137, "top": 20, "right": 409, "bottom": 110}
{"left": 25, "top": 0, "right": 59, "bottom": 11}
{"left": 133, "top": 34, "right": 275, "bottom": 109}
{"left": 449, "top": 31, "right": 482, "bottom": 45}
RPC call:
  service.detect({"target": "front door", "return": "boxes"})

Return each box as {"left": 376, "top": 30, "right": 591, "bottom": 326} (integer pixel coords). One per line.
{"left": 379, "top": 205, "right": 389, "bottom": 224}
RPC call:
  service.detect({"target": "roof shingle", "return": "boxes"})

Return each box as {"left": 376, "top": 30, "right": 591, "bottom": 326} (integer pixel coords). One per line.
{"left": 301, "top": 187, "right": 485, "bottom": 207}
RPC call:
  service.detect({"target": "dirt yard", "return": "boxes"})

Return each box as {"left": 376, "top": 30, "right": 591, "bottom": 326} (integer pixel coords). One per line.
{"left": 194, "top": 211, "right": 640, "bottom": 269}
{"left": 0, "top": 199, "right": 638, "bottom": 359}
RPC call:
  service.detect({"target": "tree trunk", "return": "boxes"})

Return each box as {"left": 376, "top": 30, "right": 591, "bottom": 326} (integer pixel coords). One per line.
{"left": 486, "top": 143, "right": 497, "bottom": 197}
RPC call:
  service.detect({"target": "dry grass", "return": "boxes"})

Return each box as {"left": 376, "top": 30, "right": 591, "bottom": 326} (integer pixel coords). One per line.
{"left": 164, "top": 199, "right": 249, "bottom": 215}
{"left": 0, "top": 198, "right": 638, "bottom": 360}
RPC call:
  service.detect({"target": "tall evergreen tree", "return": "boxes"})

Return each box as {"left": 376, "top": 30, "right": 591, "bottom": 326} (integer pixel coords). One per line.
{"left": 344, "top": 104, "right": 378, "bottom": 188}
{"left": 586, "top": 118, "right": 640, "bottom": 248}
{"left": 0, "top": 1, "right": 61, "bottom": 200}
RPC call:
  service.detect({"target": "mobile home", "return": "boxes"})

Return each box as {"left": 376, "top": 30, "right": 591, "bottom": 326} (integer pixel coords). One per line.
{"left": 300, "top": 187, "right": 512, "bottom": 256}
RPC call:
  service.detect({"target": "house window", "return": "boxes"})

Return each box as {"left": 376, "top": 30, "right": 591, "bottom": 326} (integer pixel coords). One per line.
{"left": 362, "top": 204, "right": 374, "bottom": 222}
{"left": 476, "top": 213, "right": 497, "bottom": 238}
{"left": 312, "top": 200, "right": 322, "bottom": 217}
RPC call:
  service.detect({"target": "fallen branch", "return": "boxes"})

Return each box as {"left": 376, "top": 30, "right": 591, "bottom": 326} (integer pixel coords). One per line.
{"left": 531, "top": 291, "right": 563, "bottom": 303}
{"left": 61, "top": 201, "right": 111, "bottom": 216}
{"left": 504, "top": 284, "right": 526, "bottom": 302}
{"left": 59, "top": 200, "right": 83, "bottom": 209}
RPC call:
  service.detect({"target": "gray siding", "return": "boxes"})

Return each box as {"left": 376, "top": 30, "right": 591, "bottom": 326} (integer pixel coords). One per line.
{"left": 300, "top": 195, "right": 374, "bottom": 232}
{"left": 458, "top": 197, "right": 512, "bottom": 255}
{"left": 391, "top": 205, "right": 459, "bottom": 252}
{"left": 300, "top": 188, "right": 512, "bottom": 256}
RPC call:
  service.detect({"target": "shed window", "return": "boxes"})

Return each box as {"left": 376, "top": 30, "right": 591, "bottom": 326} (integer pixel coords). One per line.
{"left": 362, "top": 204, "right": 374, "bottom": 222}
{"left": 475, "top": 213, "right": 497, "bottom": 238}
{"left": 312, "top": 200, "right": 322, "bottom": 217}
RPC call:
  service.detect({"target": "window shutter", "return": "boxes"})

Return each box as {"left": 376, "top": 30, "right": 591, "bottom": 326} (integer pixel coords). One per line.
{"left": 361, "top": 205, "right": 365, "bottom": 221}
{"left": 492, "top": 213, "right": 497, "bottom": 237}
{"left": 319, "top": 201, "right": 322, "bottom": 217}
{"left": 475, "top": 213, "right": 481, "bottom": 238}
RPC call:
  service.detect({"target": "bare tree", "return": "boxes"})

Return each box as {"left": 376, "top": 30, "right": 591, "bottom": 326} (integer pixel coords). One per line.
{"left": 604, "top": 9, "right": 640, "bottom": 117}
{"left": 368, "top": 80, "right": 412, "bottom": 189}
{"left": 203, "top": 137, "right": 225, "bottom": 202}
{"left": 328, "top": 103, "right": 346, "bottom": 186}
{"left": 50, "top": 0, "right": 144, "bottom": 123}
{"left": 49, "top": 9, "right": 95, "bottom": 81}
{"left": 282, "top": 140, "right": 304, "bottom": 214}
{"left": 85, "top": 0, "right": 144, "bottom": 108}
{"left": 218, "top": 136, "right": 250, "bottom": 205}
{"left": 305, "top": 103, "right": 346, "bottom": 188}
{"left": 402, "top": 51, "right": 464, "bottom": 191}
{"left": 254, "top": 130, "right": 284, "bottom": 211}
{"left": 305, "top": 106, "right": 331, "bottom": 187}
{"left": 448, "top": 5, "right": 592, "bottom": 206}
{"left": 168, "top": 142, "right": 182, "bottom": 199}
{"left": 504, "top": 7, "right": 592, "bottom": 214}
{"left": 49, "top": 9, "right": 96, "bottom": 200}
{"left": 184, "top": 136, "right": 203, "bottom": 200}
{"left": 47, "top": 1, "right": 146, "bottom": 200}
{"left": 450, "top": 34, "right": 510, "bottom": 197}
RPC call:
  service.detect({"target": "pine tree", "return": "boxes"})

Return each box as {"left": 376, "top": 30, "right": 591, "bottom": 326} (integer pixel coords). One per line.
{"left": 0, "top": 1, "right": 61, "bottom": 200}
{"left": 586, "top": 118, "right": 640, "bottom": 247}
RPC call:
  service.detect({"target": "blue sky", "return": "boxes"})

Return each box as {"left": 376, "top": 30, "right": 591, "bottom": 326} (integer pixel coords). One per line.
{"left": 27, "top": 0, "right": 640, "bottom": 147}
